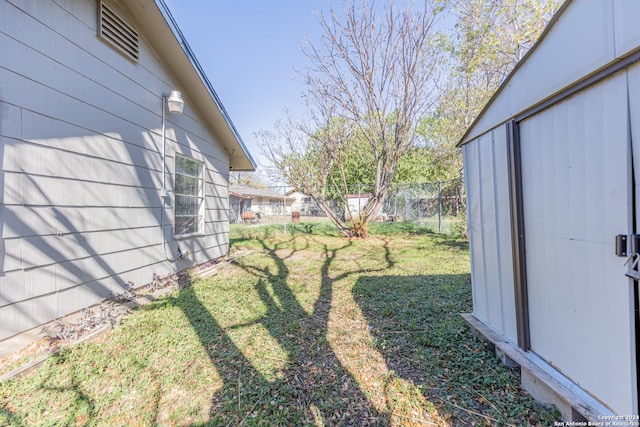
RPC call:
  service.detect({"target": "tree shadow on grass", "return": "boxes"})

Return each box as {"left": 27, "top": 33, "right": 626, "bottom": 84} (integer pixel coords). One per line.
{"left": 0, "top": 350, "right": 97, "bottom": 426}
{"left": 353, "top": 273, "right": 560, "bottom": 426}
{"left": 170, "top": 234, "right": 393, "bottom": 425}
{"left": 431, "top": 235, "right": 469, "bottom": 252}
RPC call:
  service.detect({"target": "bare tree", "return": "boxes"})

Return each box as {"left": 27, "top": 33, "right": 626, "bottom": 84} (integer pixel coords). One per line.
{"left": 260, "top": 112, "right": 357, "bottom": 235}
{"left": 229, "top": 171, "right": 269, "bottom": 189}
{"left": 261, "top": 0, "right": 443, "bottom": 237}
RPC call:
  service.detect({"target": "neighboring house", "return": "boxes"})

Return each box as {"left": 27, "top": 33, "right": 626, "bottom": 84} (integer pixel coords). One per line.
{"left": 460, "top": 0, "right": 640, "bottom": 419}
{"left": 229, "top": 190, "right": 252, "bottom": 224}
{"left": 0, "top": 0, "right": 255, "bottom": 340}
{"left": 286, "top": 190, "right": 319, "bottom": 215}
{"left": 229, "top": 186, "right": 293, "bottom": 218}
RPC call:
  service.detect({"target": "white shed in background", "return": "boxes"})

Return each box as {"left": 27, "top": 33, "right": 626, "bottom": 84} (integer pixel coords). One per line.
{"left": 460, "top": 0, "right": 640, "bottom": 420}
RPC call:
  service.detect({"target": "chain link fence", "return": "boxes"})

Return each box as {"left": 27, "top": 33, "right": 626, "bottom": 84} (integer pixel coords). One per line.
{"left": 230, "top": 178, "right": 466, "bottom": 234}
{"left": 382, "top": 179, "right": 466, "bottom": 233}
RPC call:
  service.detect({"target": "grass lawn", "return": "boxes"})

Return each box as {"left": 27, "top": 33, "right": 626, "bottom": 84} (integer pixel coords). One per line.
{"left": 0, "top": 223, "right": 559, "bottom": 426}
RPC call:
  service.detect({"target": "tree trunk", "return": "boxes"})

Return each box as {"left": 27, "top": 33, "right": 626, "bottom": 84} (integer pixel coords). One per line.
{"left": 315, "top": 198, "right": 353, "bottom": 237}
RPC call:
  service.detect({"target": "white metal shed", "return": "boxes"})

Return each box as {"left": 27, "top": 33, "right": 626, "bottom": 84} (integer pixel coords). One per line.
{"left": 460, "top": 0, "right": 640, "bottom": 419}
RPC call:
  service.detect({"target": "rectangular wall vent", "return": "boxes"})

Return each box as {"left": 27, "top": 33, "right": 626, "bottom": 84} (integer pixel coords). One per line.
{"left": 99, "top": 1, "right": 139, "bottom": 62}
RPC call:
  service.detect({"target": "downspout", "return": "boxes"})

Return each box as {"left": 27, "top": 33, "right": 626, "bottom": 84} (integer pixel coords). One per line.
{"left": 161, "top": 93, "right": 167, "bottom": 199}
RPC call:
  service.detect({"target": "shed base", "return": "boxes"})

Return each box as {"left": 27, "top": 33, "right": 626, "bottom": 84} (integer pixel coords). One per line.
{"left": 461, "top": 313, "right": 615, "bottom": 422}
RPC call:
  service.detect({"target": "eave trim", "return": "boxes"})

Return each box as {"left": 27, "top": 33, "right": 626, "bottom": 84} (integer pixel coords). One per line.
{"left": 153, "top": 0, "right": 257, "bottom": 170}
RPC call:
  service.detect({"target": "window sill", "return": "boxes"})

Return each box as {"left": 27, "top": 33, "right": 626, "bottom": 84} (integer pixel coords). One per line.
{"left": 174, "top": 232, "right": 205, "bottom": 240}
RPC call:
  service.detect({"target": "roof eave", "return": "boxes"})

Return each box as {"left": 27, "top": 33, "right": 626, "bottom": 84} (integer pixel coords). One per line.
{"left": 123, "top": 0, "right": 257, "bottom": 171}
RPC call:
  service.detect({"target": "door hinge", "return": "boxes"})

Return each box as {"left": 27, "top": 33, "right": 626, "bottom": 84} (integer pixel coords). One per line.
{"left": 616, "top": 234, "right": 629, "bottom": 256}
{"left": 616, "top": 234, "right": 640, "bottom": 257}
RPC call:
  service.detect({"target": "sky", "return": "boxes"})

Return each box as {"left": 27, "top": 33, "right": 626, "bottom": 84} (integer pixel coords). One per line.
{"left": 162, "top": 1, "right": 329, "bottom": 172}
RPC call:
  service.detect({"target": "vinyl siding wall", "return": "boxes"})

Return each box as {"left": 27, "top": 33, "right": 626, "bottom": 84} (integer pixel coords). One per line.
{"left": 0, "top": 0, "right": 230, "bottom": 339}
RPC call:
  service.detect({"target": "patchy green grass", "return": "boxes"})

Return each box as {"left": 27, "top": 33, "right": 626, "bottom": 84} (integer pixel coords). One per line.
{"left": 0, "top": 223, "right": 559, "bottom": 426}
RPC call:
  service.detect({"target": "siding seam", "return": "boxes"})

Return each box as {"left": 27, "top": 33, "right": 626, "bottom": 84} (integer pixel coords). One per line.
{"left": 490, "top": 130, "right": 505, "bottom": 333}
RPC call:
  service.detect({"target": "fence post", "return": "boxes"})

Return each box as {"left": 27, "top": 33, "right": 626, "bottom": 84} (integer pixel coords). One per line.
{"left": 438, "top": 181, "right": 442, "bottom": 232}
{"left": 404, "top": 191, "right": 408, "bottom": 221}
{"left": 283, "top": 186, "right": 287, "bottom": 235}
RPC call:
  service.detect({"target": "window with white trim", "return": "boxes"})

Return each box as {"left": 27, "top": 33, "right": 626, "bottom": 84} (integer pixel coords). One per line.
{"left": 175, "top": 155, "right": 204, "bottom": 236}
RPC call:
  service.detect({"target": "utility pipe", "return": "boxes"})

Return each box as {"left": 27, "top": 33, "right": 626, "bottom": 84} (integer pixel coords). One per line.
{"left": 160, "top": 92, "right": 183, "bottom": 262}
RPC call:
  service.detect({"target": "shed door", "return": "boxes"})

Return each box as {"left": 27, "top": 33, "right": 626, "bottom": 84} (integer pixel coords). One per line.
{"left": 519, "top": 71, "right": 637, "bottom": 414}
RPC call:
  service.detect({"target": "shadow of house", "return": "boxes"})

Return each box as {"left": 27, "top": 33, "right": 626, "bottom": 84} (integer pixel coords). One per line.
{"left": 0, "top": 0, "right": 254, "bottom": 340}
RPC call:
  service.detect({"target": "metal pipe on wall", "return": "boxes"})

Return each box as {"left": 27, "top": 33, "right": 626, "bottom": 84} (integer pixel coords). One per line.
{"left": 160, "top": 91, "right": 184, "bottom": 262}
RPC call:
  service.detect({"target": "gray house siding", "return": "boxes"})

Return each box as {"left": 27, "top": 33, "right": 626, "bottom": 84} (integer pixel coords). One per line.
{"left": 0, "top": 0, "right": 232, "bottom": 339}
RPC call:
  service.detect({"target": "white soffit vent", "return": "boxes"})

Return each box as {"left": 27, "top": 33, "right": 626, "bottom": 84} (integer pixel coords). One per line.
{"left": 98, "top": 1, "right": 139, "bottom": 62}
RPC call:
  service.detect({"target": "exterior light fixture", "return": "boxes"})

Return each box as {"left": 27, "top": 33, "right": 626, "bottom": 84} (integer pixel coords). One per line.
{"left": 160, "top": 88, "right": 185, "bottom": 199}
{"left": 166, "top": 90, "right": 184, "bottom": 114}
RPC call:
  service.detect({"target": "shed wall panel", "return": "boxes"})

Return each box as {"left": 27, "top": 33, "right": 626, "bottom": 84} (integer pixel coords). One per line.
{"left": 464, "top": 140, "right": 488, "bottom": 326}
{"left": 613, "top": 1, "right": 640, "bottom": 58}
{"left": 520, "top": 72, "right": 635, "bottom": 414}
{"left": 490, "top": 129, "right": 517, "bottom": 342}
{"left": 462, "top": 128, "right": 517, "bottom": 343}
{"left": 509, "top": 1, "right": 615, "bottom": 114}
{"left": 478, "top": 135, "right": 501, "bottom": 329}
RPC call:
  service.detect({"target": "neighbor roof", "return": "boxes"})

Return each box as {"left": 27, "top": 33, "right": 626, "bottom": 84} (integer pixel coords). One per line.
{"left": 231, "top": 186, "right": 294, "bottom": 201}
{"left": 122, "top": 0, "right": 256, "bottom": 171}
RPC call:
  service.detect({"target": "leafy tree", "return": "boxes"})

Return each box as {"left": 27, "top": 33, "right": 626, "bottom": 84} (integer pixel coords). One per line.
{"left": 409, "top": 0, "right": 563, "bottom": 238}
{"left": 424, "top": 0, "right": 562, "bottom": 178}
